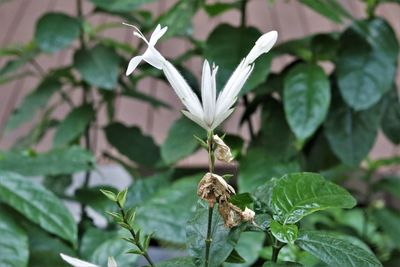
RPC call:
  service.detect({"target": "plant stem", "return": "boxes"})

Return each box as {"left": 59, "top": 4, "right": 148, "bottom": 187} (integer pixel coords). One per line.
{"left": 271, "top": 239, "right": 283, "bottom": 263}
{"left": 119, "top": 205, "right": 155, "bottom": 267}
{"left": 205, "top": 131, "right": 215, "bottom": 267}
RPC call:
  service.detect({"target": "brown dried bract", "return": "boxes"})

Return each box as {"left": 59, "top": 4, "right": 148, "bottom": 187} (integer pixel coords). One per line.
{"left": 218, "top": 201, "right": 256, "bottom": 228}
{"left": 197, "top": 172, "right": 235, "bottom": 206}
{"left": 213, "top": 134, "right": 234, "bottom": 163}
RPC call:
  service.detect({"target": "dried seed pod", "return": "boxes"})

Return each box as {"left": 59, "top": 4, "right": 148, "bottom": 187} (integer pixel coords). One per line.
{"left": 197, "top": 172, "right": 235, "bottom": 206}
{"left": 213, "top": 134, "right": 234, "bottom": 163}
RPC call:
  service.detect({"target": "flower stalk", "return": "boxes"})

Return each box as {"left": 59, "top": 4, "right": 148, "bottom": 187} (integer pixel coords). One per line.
{"left": 205, "top": 131, "right": 215, "bottom": 267}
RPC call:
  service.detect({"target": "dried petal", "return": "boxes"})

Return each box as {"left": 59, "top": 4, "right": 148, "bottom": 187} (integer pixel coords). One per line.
{"left": 241, "top": 207, "right": 255, "bottom": 222}
{"left": 218, "top": 200, "right": 243, "bottom": 228}
{"left": 197, "top": 172, "right": 235, "bottom": 205}
{"left": 213, "top": 135, "right": 234, "bottom": 163}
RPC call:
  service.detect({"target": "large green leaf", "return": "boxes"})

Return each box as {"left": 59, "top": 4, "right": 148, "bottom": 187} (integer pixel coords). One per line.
{"left": 53, "top": 104, "right": 94, "bottom": 146}
{"left": 74, "top": 44, "right": 120, "bottom": 90}
{"left": 80, "top": 228, "right": 138, "bottom": 266}
{"left": 0, "top": 146, "right": 95, "bottom": 176}
{"left": 372, "top": 208, "right": 400, "bottom": 248}
{"left": 270, "top": 220, "right": 298, "bottom": 244}
{"left": 0, "top": 208, "right": 29, "bottom": 267}
{"left": 35, "top": 13, "right": 80, "bottom": 53}
{"left": 104, "top": 122, "right": 160, "bottom": 167}
{"left": 186, "top": 201, "right": 242, "bottom": 267}
{"left": 299, "top": 0, "right": 351, "bottom": 23}
{"left": 296, "top": 231, "right": 382, "bottom": 267}
{"left": 89, "top": 0, "right": 157, "bottom": 12}
{"left": 224, "top": 232, "right": 265, "bottom": 267}
{"left": 136, "top": 174, "right": 200, "bottom": 244}
{"left": 6, "top": 79, "right": 60, "bottom": 131}
{"left": 337, "top": 23, "right": 396, "bottom": 111}
{"left": 156, "top": 257, "right": 196, "bottom": 267}
{"left": 161, "top": 116, "right": 205, "bottom": 165}
{"left": 283, "top": 63, "right": 330, "bottom": 140}
{"left": 324, "top": 92, "right": 383, "bottom": 166}
{"left": 238, "top": 148, "right": 299, "bottom": 193}
{"left": 271, "top": 173, "right": 356, "bottom": 224}
{"left": 157, "top": 0, "right": 202, "bottom": 38}
{"left": 381, "top": 89, "right": 400, "bottom": 144}
{"left": 205, "top": 24, "right": 272, "bottom": 94}
{"left": 0, "top": 171, "right": 77, "bottom": 245}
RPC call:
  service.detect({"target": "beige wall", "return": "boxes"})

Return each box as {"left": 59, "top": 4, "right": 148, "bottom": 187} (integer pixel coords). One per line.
{"left": 0, "top": 0, "right": 399, "bottom": 166}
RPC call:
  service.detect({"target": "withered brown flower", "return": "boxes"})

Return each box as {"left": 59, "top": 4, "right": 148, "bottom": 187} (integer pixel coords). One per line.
{"left": 197, "top": 172, "right": 235, "bottom": 206}
{"left": 213, "top": 135, "right": 234, "bottom": 163}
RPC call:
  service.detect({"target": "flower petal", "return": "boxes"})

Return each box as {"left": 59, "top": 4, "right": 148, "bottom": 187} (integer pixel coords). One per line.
{"left": 126, "top": 56, "right": 142, "bottom": 76}
{"left": 210, "top": 108, "right": 235, "bottom": 130}
{"left": 201, "top": 60, "right": 214, "bottom": 125}
{"left": 149, "top": 24, "right": 168, "bottom": 46}
{"left": 142, "top": 46, "right": 165, "bottom": 70}
{"left": 60, "top": 253, "right": 99, "bottom": 267}
{"left": 182, "top": 110, "right": 209, "bottom": 130}
{"left": 244, "top": 30, "right": 278, "bottom": 65}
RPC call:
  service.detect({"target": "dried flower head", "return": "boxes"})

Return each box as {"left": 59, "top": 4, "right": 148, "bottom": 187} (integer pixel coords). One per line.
{"left": 197, "top": 172, "right": 235, "bottom": 206}
{"left": 218, "top": 202, "right": 256, "bottom": 228}
{"left": 242, "top": 207, "right": 255, "bottom": 222}
{"left": 213, "top": 134, "right": 233, "bottom": 163}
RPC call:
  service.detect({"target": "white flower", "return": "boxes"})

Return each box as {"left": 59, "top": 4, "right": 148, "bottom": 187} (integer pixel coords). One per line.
{"left": 60, "top": 254, "right": 118, "bottom": 267}
{"left": 124, "top": 23, "right": 167, "bottom": 76}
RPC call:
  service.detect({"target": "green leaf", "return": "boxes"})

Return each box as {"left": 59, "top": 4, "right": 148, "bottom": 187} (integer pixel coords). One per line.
{"left": 80, "top": 228, "right": 138, "bottom": 266}
{"left": 104, "top": 122, "right": 160, "bottom": 167}
{"left": 204, "top": 1, "right": 240, "bottom": 17}
{"left": 271, "top": 172, "right": 356, "bottom": 224}
{"left": 225, "top": 249, "right": 246, "bottom": 263}
{"left": 372, "top": 208, "right": 400, "bottom": 249}
{"left": 27, "top": 227, "right": 75, "bottom": 267}
{"left": 6, "top": 79, "right": 60, "bottom": 131}
{"left": 78, "top": 186, "right": 117, "bottom": 215}
{"left": 89, "top": 0, "right": 157, "bottom": 12}
{"left": 161, "top": 116, "right": 206, "bottom": 165}
{"left": 270, "top": 220, "right": 298, "bottom": 244}
{"left": 310, "top": 33, "right": 340, "bottom": 61}
{"left": 262, "top": 262, "right": 303, "bottom": 267}
{"left": 273, "top": 37, "right": 312, "bottom": 61}
{"left": 296, "top": 230, "right": 382, "bottom": 267}
{"left": 117, "top": 188, "right": 128, "bottom": 208}
{"left": 224, "top": 232, "right": 265, "bottom": 267}
{"left": 229, "top": 193, "right": 253, "bottom": 210}
{"left": 374, "top": 176, "right": 400, "bottom": 198}
{"left": 157, "top": 0, "right": 202, "bottom": 38}
{"left": 299, "top": 0, "right": 351, "bottom": 23}
{"left": 324, "top": 91, "right": 383, "bottom": 166}
{"left": 205, "top": 24, "right": 272, "bottom": 94}
{"left": 0, "top": 146, "right": 95, "bottom": 176}
{"left": 156, "top": 257, "right": 196, "bottom": 267}
{"left": 186, "top": 201, "right": 242, "bottom": 267}
{"left": 283, "top": 63, "right": 330, "bottom": 140}
{"left": 136, "top": 174, "right": 200, "bottom": 244}
{"left": 381, "top": 88, "right": 400, "bottom": 144}
{"left": 53, "top": 104, "right": 94, "bottom": 146}
{"left": 238, "top": 148, "right": 300, "bottom": 193}
{"left": 0, "top": 171, "right": 77, "bottom": 245}
{"left": 122, "top": 89, "right": 171, "bottom": 109}
{"left": 0, "top": 208, "right": 29, "bottom": 267}
{"left": 337, "top": 22, "right": 397, "bottom": 110}
{"left": 74, "top": 44, "right": 120, "bottom": 90}
{"left": 35, "top": 13, "right": 80, "bottom": 53}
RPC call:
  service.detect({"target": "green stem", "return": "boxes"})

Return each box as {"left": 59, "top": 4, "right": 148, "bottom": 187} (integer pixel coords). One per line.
{"left": 271, "top": 240, "right": 283, "bottom": 263}
{"left": 204, "top": 131, "right": 215, "bottom": 267}
{"left": 119, "top": 206, "right": 155, "bottom": 267}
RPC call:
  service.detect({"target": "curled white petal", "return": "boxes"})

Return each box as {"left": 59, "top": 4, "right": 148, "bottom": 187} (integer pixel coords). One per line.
{"left": 149, "top": 24, "right": 168, "bottom": 46}
{"left": 142, "top": 46, "right": 165, "bottom": 69}
{"left": 211, "top": 108, "right": 235, "bottom": 130}
{"left": 126, "top": 56, "right": 142, "bottom": 76}
{"left": 244, "top": 30, "right": 278, "bottom": 65}
{"left": 201, "top": 60, "right": 214, "bottom": 125}
{"left": 60, "top": 253, "right": 99, "bottom": 267}
{"left": 182, "top": 110, "right": 208, "bottom": 130}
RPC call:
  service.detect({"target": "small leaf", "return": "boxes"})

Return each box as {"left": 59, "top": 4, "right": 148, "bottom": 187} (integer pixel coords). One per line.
{"left": 117, "top": 188, "right": 128, "bottom": 208}
{"left": 74, "top": 44, "right": 120, "bottom": 90}
{"left": 270, "top": 220, "right": 298, "bottom": 244}
{"left": 89, "top": 0, "right": 157, "bottom": 12}
{"left": 156, "top": 257, "right": 196, "bottom": 267}
{"left": 225, "top": 249, "right": 246, "bottom": 263}
{"left": 299, "top": 0, "right": 351, "bottom": 23}
{"left": 372, "top": 208, "right": 400, "bottom": 249}
{"left": 381, "top": 88, "right": 400, "bottom": 144}
{"left": 0, "top": 171, "right": 77, "bottom": 245}
{"left": 229, "top": 193, "right": 253, "bottom": 210}
{"left": 100, "top": 189, "right": 117, "bottom": 202}
{"left": 35, "top": 13, "right": 80, "bottom": 53}
{"left": 271, "top": 172, "right": 356, "bottom": 224}
{"left": 296, "top": 230, "right": 382, "bottom": 267}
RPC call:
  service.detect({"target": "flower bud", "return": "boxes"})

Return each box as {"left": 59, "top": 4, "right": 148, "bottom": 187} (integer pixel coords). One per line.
{"left": 197, "top": 172, "right": 235, "bottom": 206}
{"left": 213, "top": 135, "right": 234, "bottom": 163}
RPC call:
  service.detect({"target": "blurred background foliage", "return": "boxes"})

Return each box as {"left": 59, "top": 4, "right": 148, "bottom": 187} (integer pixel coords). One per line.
{"left": 0, "top": 0, "right": 399, "bottom": 266}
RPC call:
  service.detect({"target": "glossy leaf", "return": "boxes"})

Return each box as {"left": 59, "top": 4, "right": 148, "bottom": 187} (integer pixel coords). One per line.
{"left": 296, "top": 231, "right": 382, "bottom": 267}
{"left": 104, "top": 122, "right": 160, "bottom": 167}
{"left": 53, "top": 104, "right": 94, "bottom": 146}
{"left": 0, "top": 208, "right": 29, "bottom": 267}
{"left": 205, "top": 24, "right": 272, "bottom": 94}
{"left": 161, "top": 116, "right": 206, "bottom": 165}
{"left": 136, "top": 174, "right": 200, "bottom": 244}
{"left": 324, "top": 92, "right": 383, "bottom": 166}
{"left": 238, "top": 148, "right": 299, "bottom": 193}
{"left": 284, "top": 63, "right": 330, "bottom": 139}
{"left": 186, "top": 201, "right": 242, "bottom": 267}
{"left": 0, "top": 171, "right": 77, "bottom": 245}
{"left": 271, "top": 173, "right": 356, "bottom": 224}
{"left": 0, "top": 146, "right": 95, "bottom": 176}
{"left": 225, "top": 232, "right": 265, "bottom": 267}
{"left": 262, "top": 262, "right": 303, "bottom": 267}
{"left": 35, "top": 13, "right": 80, "bottom": 53}
{"left": 229, "top": 193, "right": 253, "bottom": 211}
{"left": 381, "top": 88, "right": 400, "bottom": 144}
{"left": 74, "top": 44, "right": 120, "bottom": 90}
{"left": 337, "top": 25, "right": 396, "bottom": 110}
{"left": 156, "top": 257, "right": 196, "bottom": 267}
{"left": 299, "top": 0, "right": 351, "bottom": 23}
{"left": 89, "top": 0, "right": 157, "bottom": 12}
{"left": 80, "top": 228, "right": 138, "bottom": 266}
{"left": 270, "top": 220, "right": 298, "bottom": 244}
{"left": 6, "top": 79, "right": 60, "bottom": 131}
